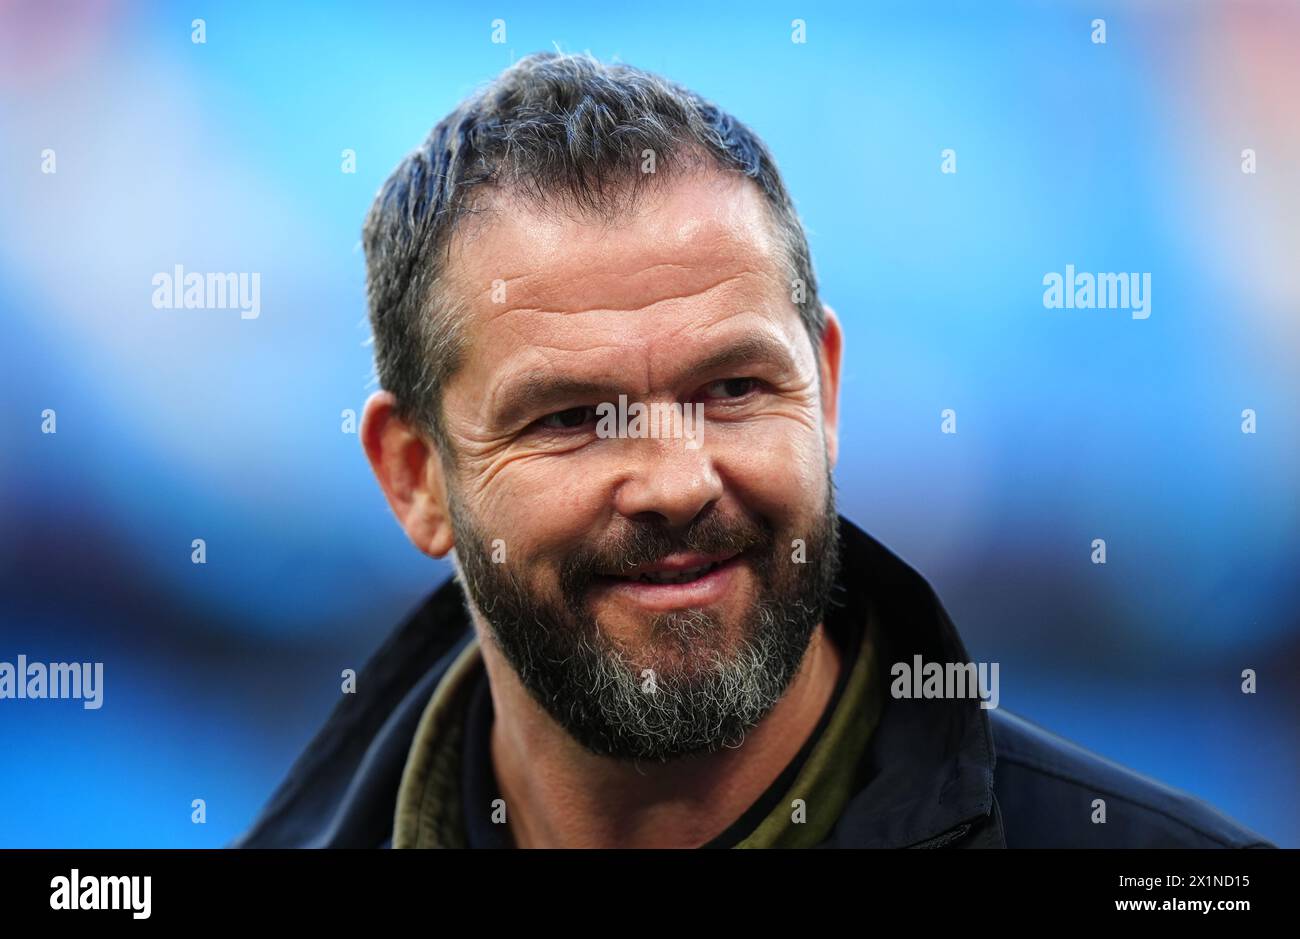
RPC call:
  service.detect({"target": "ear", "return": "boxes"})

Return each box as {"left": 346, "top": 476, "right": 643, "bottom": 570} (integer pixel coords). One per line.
{"left": 817, "top": 304, "right": 844, "bottom": 469}
{"left": 360, "top": 391, "right": 455, "bottom": 558}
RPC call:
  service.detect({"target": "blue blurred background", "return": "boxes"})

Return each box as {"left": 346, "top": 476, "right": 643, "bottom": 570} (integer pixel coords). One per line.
{"left": 0, "top": 1, "right": 1295, "bottom": 846}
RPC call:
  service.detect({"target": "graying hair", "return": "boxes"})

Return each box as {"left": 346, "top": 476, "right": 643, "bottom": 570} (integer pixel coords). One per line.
{"left": 362, "top": 51, "right": 824, "bottom": 455}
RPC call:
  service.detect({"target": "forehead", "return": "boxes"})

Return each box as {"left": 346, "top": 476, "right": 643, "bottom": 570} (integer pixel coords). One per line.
{"left": 449, "top": 169, "right": 786, "bottom": 312}
{"left": 441, "top": 170, "right": 800, "bottom": 420}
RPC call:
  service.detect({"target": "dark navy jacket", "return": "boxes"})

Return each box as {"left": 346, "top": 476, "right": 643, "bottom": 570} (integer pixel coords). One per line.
{"left": 234, "top": 517, "right": 1273, "bottom": 849}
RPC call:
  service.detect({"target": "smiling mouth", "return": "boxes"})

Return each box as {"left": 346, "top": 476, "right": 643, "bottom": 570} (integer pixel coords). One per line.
{"left": 598, "top": 549, "right": 742, "bottom": 585}
{"left": 583, "top": 551, "right": 750, "bottom": 615}
{"left": 595, "top": 546, "right": 748, "bottom": 587}
{"left": 617, "top": 559, "right": 728, "bottom": 585}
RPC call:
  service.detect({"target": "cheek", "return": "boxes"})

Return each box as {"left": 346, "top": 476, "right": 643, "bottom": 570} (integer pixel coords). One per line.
{"left": 709, "top": 418, "right": 828, "bottom": 521}
{"left": 471, "top": 458, "right": 607, "bottom": 564}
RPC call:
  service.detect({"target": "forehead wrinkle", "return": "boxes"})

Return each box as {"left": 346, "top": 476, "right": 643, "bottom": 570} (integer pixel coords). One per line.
{"left": 488, "top": 268, "right": 756, "bottom": 319}
{"left": 468, "top": 282, "right": 803, "bottom": 420}
{"left": 463, "top": 261, "right": 721, "bottom": 319}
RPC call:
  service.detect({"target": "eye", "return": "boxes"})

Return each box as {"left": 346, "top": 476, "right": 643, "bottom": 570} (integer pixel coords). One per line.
{"left": 537, "top": 405, "right": 597, "bottom": 431}
{"left": 702, "top": 377, "right": 760, "bottom": 400}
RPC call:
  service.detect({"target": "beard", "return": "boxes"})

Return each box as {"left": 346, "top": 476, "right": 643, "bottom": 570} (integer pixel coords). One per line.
{"left": 448, "top": 477, "right": 842, "bottom": 763}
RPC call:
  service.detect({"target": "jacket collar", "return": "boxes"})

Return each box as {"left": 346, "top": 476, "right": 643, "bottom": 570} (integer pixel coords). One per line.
{"left": 235, "top": 515, "right": 1004, "bottom": 848}
{"left": 821, "top": 516, "right": 1004, "bottom": 847}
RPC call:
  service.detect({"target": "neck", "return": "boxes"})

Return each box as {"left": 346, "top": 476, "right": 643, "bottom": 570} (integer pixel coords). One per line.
{"left": 475, "top": 620, "right": 842, "bottom": 848}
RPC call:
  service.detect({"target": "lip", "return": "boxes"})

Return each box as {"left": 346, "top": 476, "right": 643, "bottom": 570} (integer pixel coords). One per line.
{"left": 611, "top": 550, "right": 740, "bottom": 579}
{"left": 591, "top": 551, "right": 747, "bottom": 613}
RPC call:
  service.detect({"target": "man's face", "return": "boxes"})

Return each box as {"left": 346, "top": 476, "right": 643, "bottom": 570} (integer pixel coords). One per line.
{"left": 435, "top": 169, "right": 842, "bottom": 761}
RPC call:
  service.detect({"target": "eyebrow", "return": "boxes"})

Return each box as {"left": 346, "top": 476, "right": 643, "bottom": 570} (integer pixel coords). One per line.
{"left": 488, "top": 333, "right": 799, "bottom": 428}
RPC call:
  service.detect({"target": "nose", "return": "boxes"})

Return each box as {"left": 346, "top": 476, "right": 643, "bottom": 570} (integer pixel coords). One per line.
{"left": 612, "top": 434, "right": 724, "bottom": 528}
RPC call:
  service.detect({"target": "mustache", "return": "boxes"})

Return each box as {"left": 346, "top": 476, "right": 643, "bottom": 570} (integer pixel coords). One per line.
{"left": 559, "top": 511, "right": 773, "bottom": 591}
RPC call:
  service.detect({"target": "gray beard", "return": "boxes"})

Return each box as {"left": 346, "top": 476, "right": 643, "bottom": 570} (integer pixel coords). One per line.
{"left": 448, "top": 481, "right": 841, "bottom": 762}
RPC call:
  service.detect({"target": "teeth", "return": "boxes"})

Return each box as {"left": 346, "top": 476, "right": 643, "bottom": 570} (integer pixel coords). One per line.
{"left": 636, "top": 562, "right": 716, "bottom": 585}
